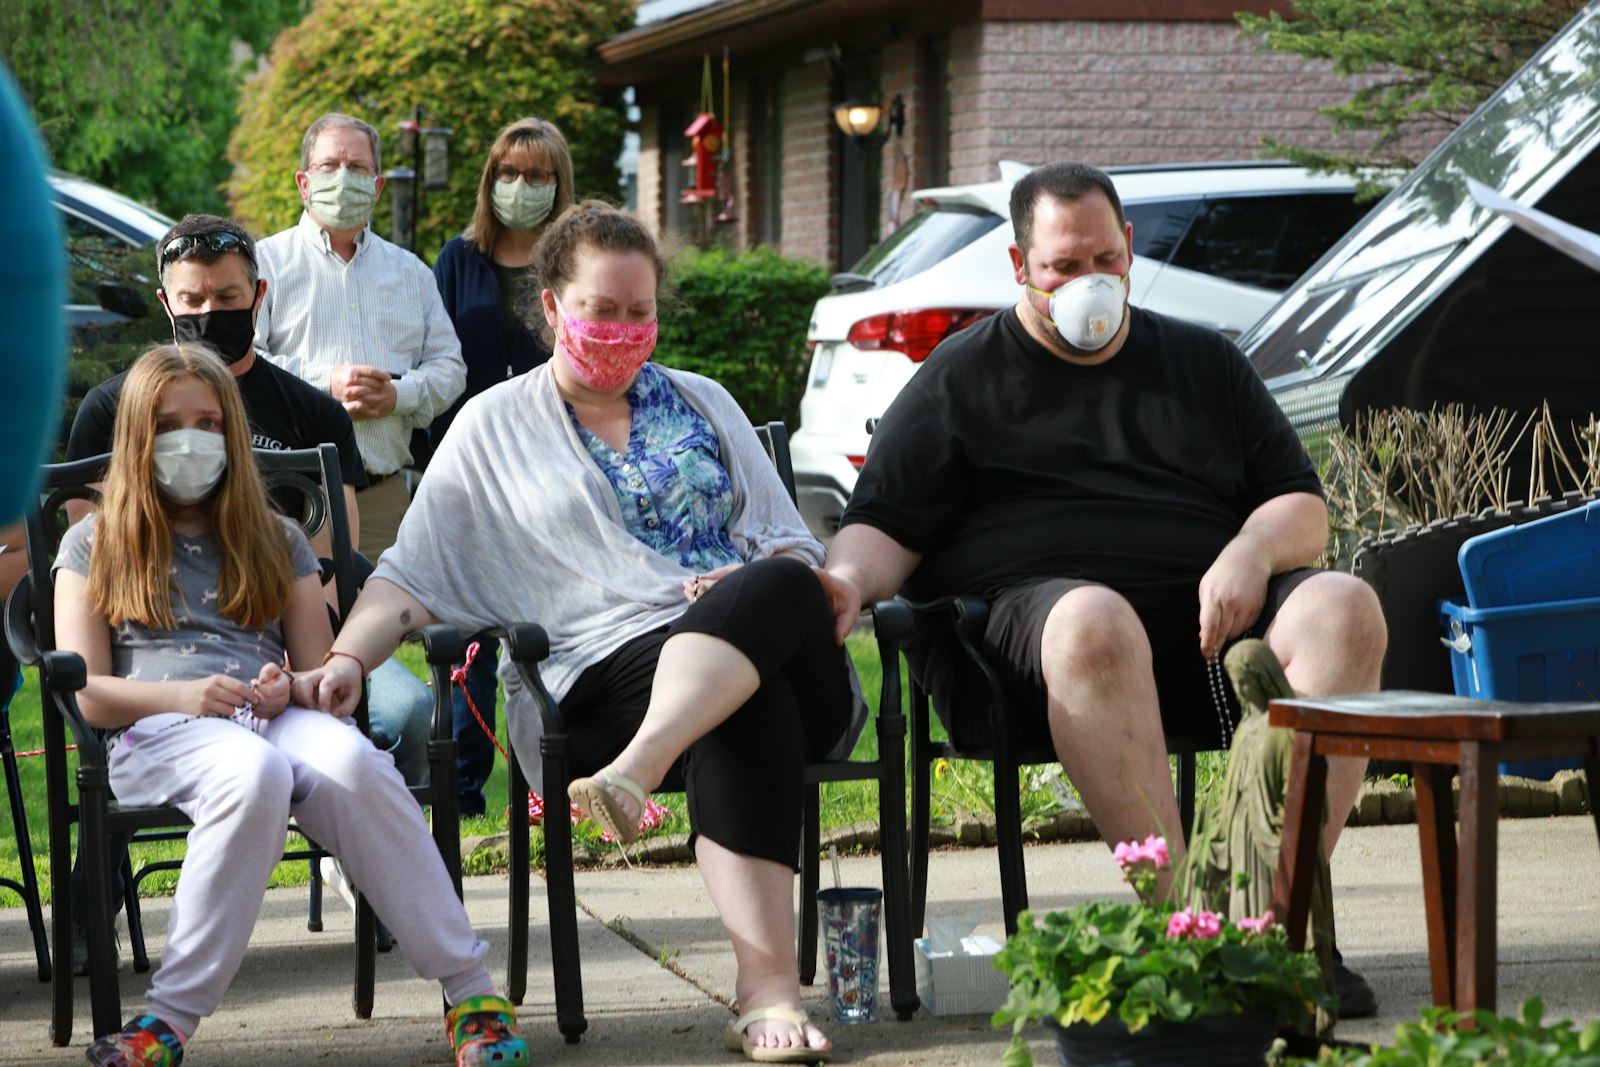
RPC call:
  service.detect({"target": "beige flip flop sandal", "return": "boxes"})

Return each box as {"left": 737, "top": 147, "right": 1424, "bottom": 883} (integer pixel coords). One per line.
{"left": 723, "top": 1006, "right": 831, "bottom": 1064}
{"left": 566, "top": 764, "right": 647, "bottom": 844}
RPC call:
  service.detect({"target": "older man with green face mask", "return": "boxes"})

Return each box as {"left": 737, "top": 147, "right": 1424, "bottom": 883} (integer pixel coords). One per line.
{"left": 253, "top": 112, "right": 466, "bottom": 562}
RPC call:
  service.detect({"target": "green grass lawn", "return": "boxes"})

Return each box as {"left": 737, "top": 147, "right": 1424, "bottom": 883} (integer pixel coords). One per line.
{"left": 0, "top": 636, "right": 1226, "bottom": 906}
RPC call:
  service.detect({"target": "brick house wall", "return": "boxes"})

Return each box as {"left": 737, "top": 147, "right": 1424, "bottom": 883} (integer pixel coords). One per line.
{"left": 945, "top": 19, "right": 1399, "bottom": 184}
{"left": 776, "top": 61, "right": 836, "bottom": 267}
{"left": 617, "top": 11, "right": 1447, "bottom": 269}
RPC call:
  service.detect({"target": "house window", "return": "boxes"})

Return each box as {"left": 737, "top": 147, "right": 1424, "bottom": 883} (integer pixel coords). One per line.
{"left": 661, "top": 99, "right": 695, "bottom": 232}
{"left": 924, "top": 33, "right": 951, "bottom": 188}
{"left": 752, "top": 76, "right": 783, "bottom": 246}
{"left": 838, "top": 54, "right": 883, "bottom": 268}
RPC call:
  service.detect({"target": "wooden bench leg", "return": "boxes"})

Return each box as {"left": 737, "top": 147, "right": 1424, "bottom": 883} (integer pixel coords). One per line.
{"left": 1455, "top": 741, "right": 1498, "bottom": 1019}
{"left": 1413, "top": 761, "right": 1458, "bottom": 1007}
{"left": 1273, "top": 730, "right": 1327, "bottom": 952}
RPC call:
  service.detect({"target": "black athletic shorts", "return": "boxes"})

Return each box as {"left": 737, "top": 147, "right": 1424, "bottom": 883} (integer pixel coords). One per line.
{"left": 909, "top": 567, "right": 1321, "bottom": 750}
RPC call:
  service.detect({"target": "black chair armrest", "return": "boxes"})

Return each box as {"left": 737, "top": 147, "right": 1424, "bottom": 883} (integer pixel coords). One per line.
{"left": 417, "top": 623, "right": 464, "bottom": 667}
{"left": 38, "top": 650, "right": 106, "bottom": 762}
{"left": 416, "top": 624, "right": 465, "bottom": 743}
{"left": 505, "top": 622, "right": 565, "bottom": 735}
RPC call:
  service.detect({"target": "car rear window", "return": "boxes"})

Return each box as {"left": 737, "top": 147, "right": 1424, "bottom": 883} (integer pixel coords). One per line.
{"left": 850, "top": 207, "right": 1005, "bottom": 288}
{"left": 1170, "top": 193, "right": 1369, "bottom": 290}
{"left": 1124, "top": 199, "right": 1201, "bottom": 263}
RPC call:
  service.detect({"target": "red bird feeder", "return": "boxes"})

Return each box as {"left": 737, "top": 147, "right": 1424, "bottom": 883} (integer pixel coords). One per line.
{"left": 681, "top": 111, "right": 723, "bottom": 203}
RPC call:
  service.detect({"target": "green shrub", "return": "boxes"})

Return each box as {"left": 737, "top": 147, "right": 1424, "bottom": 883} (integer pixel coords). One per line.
{"left": 226, "top": 0, "right": 631, "bottom": 259}
{"left": 1293, "top": 999, "right": 1600, "bottom": 1065}
{"left": 655, "top": 247, "right": 830, "bottom": 427}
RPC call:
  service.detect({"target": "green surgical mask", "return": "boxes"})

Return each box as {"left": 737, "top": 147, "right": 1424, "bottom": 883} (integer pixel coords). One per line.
{"left": 491, "top": 180, "right": 556, "bottom": 231}
{"left": 305, "top": 168, "right": 377, "bottom": 231}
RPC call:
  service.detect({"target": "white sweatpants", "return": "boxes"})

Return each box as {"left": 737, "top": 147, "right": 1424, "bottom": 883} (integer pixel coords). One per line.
{"left": 107, "top": 706, "right": 491, "bottom": 1036}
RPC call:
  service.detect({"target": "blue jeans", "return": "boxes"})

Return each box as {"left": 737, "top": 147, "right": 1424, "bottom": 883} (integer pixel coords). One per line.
{"left": 450, "top": 632, "right": 500, "bottom": 817}
{"left": 367, "top": 658, "right": 432, "bottom": 789}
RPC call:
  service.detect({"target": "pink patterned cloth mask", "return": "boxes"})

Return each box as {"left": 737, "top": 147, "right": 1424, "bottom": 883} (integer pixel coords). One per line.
{"left": 554, "top": 294, "right": 658, "bottom": 390}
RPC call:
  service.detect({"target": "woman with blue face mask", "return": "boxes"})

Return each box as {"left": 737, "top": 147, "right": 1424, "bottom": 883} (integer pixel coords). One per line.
{"left": 432, "top": 118, "right": 573, "bottom": 820}
{"left": 53, "top": 344, "right": 528, "bottom": 1067}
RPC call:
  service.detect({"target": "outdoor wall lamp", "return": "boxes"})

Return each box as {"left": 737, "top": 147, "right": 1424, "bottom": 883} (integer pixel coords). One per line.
{"left": 833, "top": 92, "right": 904, "bottom": 149}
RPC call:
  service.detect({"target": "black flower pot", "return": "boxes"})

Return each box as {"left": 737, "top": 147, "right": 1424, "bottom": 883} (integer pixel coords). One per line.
{"left": 1044, "top": 1013, "right": 1279, "bottom": 1067}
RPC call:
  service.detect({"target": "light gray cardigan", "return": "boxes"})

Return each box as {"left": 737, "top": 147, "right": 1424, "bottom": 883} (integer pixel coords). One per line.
{"left": 371, "top": 363, "right": 834, "bottom": 790}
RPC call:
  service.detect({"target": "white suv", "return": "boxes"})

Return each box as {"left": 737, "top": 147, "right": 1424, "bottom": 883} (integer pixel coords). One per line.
{"left": 790, "top": 161, "right": 1369, "bottom": 537}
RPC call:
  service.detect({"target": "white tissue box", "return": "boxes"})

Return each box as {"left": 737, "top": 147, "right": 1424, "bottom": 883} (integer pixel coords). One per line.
{"left": 914, "top": 935, "right": 1009, "bottom": 1016}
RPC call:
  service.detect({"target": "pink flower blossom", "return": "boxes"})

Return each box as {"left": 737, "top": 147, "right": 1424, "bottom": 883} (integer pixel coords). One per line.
{"left": 1166, "top": 909, "right": 1195, "bottom": 939}
{"left": 1192, "top": 910, "right": 1222, "bottom": 939}
{"left": 1236, "top": 911, "right": 1275, "bottom": 934}
{"left": 1112, "top": 834, "right": 1171, "bottom": 871}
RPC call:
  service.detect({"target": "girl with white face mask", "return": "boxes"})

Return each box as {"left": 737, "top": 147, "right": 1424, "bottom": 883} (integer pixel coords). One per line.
{"left": 54, "top": 345, "right": 527, "bottom": 1067}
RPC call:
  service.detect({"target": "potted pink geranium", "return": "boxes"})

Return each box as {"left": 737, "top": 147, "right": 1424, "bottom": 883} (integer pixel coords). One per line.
{"left": 993, "top": 835, "right": 1326, "bottom": 1067}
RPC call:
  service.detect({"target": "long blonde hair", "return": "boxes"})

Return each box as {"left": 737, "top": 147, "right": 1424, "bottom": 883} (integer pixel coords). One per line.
{"left": 88, "top": 344, "right": 294, "bottom": 630}
{"left": 463, "top": 117, "right": 575, "bottom": 253}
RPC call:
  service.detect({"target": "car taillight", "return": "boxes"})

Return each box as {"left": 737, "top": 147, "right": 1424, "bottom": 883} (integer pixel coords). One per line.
{"left": 845, "top": 308, "right": 996, "bottom": 363}
{"left": 846, "top": 455, "right": 866, "bottom": 470}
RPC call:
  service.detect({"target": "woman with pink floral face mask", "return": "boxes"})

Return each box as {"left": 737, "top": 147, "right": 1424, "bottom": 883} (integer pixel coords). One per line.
{"left": 297, "top": 202, "right": 852, "bottom": 1063}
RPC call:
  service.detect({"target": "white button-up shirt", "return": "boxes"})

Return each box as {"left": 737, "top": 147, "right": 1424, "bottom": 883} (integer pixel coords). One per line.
{"left": 254, "top": 213, "right": 466, "bottom": 477}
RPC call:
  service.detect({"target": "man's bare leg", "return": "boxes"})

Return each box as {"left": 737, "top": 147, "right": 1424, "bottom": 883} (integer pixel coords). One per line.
{"left": 1041, "top": 586, "right": 1186, "bottom": 896}
{"left": 1265, "top": 571, "right": 1387, "bottom": 859}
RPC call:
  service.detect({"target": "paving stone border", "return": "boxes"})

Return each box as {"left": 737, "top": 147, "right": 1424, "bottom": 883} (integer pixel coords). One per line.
{"left": 463, "top": 770, "right": 1591, "bottom": 867}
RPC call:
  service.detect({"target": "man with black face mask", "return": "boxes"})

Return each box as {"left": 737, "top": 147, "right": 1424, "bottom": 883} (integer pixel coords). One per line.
{"left": 68, "top": 214, "right": 371, "bottom": 535}
{"left": 63, "top": 217, "right": 437, "bottom": 964}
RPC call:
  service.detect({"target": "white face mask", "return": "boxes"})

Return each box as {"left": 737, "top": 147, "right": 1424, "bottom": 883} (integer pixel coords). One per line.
{"left": 305, "top": 168, "right": 377, "bottom": 231}
{"left": 1030, "top": 272, "right": 1129, "bottom": 352}
{"left": 491, "top": 180, "right": 556, "bottom": 231}
{"left": 152, "top": 429, "right": 227, "bottom": 505}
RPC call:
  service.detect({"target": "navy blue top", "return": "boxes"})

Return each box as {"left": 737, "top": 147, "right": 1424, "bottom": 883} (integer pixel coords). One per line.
{"left": 431, "top": 235, "right": 552, "bottom": 442}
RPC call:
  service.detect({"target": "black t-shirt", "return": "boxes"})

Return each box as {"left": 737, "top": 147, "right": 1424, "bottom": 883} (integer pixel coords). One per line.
{"left": 66, "top": 355, "right": 370, "bottom": 492}
{"left": 840, "top": 305, "right": 1322, "bottom": 609}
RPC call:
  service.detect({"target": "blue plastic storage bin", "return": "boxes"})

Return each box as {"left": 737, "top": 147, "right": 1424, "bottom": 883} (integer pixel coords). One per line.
{"left": 1438, "top": 597, "right": 1592, "bottom": 778}
{"left": 1458, "top": 499, "right": 1600, "bottom": 609}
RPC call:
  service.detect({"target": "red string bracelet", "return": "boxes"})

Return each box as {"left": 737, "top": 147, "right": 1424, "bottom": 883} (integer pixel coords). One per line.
{"left": 322, "top": 649, "right": 367, "bottom": 675}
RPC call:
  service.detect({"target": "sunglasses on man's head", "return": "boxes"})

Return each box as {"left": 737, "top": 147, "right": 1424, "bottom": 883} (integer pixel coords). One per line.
{"left": 159, "top": 231, "right": 254, "bottom": 268}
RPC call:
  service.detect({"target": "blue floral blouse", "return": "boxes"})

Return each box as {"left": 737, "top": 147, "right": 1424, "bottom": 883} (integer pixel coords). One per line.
{"left": 571, "top": 363, "right": 743, "bottom": 573}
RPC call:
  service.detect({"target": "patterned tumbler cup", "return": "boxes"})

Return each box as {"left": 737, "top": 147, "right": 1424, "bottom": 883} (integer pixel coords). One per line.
{"left": 817, "top": 887, "right": 882, "bottom": 1024}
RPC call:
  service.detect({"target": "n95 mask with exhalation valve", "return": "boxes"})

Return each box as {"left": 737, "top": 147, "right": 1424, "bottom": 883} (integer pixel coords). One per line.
{"left": 1030, "top": 272, "right": 1128, "bottom": 351}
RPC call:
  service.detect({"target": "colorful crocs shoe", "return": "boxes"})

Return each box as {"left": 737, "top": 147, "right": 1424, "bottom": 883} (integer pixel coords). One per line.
{"left": 85, "top": 1014, "right": 185, "bottom": 1066}
{"left": 447, "top": 993, "right": 529, "bottom": 1066}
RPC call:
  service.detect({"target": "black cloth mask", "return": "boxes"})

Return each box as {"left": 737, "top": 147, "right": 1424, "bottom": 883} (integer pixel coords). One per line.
{"left": 171, "top": 301, "right": 258, "bottom": 365}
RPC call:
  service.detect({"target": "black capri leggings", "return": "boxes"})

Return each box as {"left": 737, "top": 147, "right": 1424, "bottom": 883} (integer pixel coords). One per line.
{"left": 559, "top": 556, "right": 853, "bottom": 869}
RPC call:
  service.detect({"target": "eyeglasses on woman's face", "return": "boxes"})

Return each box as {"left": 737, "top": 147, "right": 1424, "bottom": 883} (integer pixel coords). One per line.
{"left": 494, "top": 164, "right": 556, "bottom": 186}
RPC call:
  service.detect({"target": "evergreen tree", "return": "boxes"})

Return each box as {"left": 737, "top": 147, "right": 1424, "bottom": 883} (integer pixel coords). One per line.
{"left": 1240, "top": 0, "right": 1586, "bottom": 193}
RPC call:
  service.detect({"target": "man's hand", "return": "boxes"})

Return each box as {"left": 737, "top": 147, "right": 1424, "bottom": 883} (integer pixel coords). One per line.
{"left": 1197, "top": 539, "right": 1272, "bottom": 661}
{"left": 331, "top": 364, "right": 398, "bottom": 420}
{"left": 252, "top": 662, "right": 292, "bottom": 719}
{"left": 181, "top": 674, "right": 257, "bottom": 718}
{"left": 812, "top": 567, "right": 864, "bottom": 646}
{"left": 291, "top": 657, "right": 364, "bottom": 719}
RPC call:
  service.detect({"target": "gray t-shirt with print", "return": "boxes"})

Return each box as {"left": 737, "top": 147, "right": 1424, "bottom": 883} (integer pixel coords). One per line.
{"left": 54, "top": 515, "right": 320, "bottom": 685}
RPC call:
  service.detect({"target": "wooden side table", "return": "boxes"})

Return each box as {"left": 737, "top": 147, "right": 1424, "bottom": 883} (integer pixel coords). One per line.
{"left": 1268, "top": 692, "right": 1600, "bottom": 1016}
